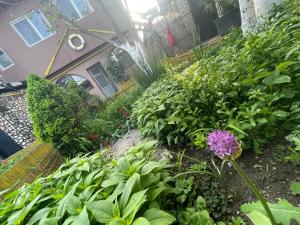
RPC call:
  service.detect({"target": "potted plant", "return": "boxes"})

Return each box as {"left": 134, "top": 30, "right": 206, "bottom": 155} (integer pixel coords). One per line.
{"left": 196, "top": 0, "right": 241, "bottom": 35}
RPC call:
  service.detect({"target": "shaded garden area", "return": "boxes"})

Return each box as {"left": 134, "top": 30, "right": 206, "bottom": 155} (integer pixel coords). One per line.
{"left": 1, "top": 0, "right": 300, "bottom": 224}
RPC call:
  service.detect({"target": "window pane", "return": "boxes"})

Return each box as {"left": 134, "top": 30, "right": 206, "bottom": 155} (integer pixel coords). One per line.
{"left": 89, "top": 63, "right": 110, "bottom": 88}
{"left": 72, "top": 0, "right": 92, "bottom": 17}
{"left": 56, "top": 0, "right": 80, "bottom": 21}
{"left": 13, "top": 18, "right": 41, "bottom": 46}
{"left": 0, "top": 50, "right": 13, "bottom": 69}
{"left": 29, "top": 10, "right": 53, "bottom": 39}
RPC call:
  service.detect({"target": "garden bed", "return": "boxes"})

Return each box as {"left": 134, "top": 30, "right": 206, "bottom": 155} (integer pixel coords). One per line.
{"left": 181, "top": 135, "right": 300, "bottom": 215}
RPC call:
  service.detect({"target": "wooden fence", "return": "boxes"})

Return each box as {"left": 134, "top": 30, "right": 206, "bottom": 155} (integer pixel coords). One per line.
{"left": 0, "top": 141, "right": 64, "bottom": 191}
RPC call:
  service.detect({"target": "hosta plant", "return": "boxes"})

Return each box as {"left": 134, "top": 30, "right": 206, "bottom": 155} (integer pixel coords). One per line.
{"left": 0, "top": 141, "right": 223, "bottom": 224}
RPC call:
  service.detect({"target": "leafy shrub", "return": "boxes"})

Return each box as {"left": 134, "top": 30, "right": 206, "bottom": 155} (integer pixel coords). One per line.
{"left": 82, "top": 87, "right": 143, "bottom": 147}
{"left": 27, "top": 75, "right": 94, "bottom": 155}
{"left": 0, "top": 141, "right": 234, "bottom": 224}
{"left": 132, "top": 0, "right": 300, "bottom": 152}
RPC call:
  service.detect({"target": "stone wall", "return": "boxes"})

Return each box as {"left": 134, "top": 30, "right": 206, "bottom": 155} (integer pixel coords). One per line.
{"left": 0, "top": 89, "right": 35, "bottom": 147}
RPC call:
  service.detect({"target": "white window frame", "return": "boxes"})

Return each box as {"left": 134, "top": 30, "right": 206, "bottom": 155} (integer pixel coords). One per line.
{"left": 0, "top": 49, "right": 15, "bottom": 71}
{"left": 10, "top": 9, "right": 55, "bottom": 47}
{"left": 53, "top": 0, "right": 94, "bottom": 21}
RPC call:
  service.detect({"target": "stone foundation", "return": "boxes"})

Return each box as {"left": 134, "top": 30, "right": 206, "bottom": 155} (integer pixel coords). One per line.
{"left": 0, "top": 89, "right": 35, "bottom": 147}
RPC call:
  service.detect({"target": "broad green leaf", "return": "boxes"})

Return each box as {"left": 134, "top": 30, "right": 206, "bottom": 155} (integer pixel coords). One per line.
{"left": 122, "top": 190, "right": 147, "bottom": 219}
{"left": 80, "top": 186, "right": 96, "bottom": 202}
{"left": 270, "top": 75, "right": 291, "bottom": 85}
{"left": 241, "top": 199, "right": 300, "bottom": 225}
{"left": 7, "top": 194, "right": 42, "bottom": 225}
{"left": 141, "top": 161, "right": 163, "bottom": 175}
{"left": 247, "top": 210, "right": 272, "bottom": 225}
{"left": 291, "top": 182, "right": 300, "bottom": 195}
{"left": 120, "top": 173, "right": 140, "bottom": 210}
{"left": 143, "top": 208, "right": 176, "bottom": 225}
{"left": 107, "top": 183, "right": 126, "bottom": 202}
{"left": 108, "top": 218, "right": 127, "bottom": 225}
{"left": 39, "top": 217, "right": 58, "bottom": 225}
{"left": 272, "top": 110, "right": 289, "bottom": 117}
{"left": 132, "top": 217, "right": 151, "bottom": 225}
{"left": 62, "top": 216, "right": 76, "bottom": 225}
{"left": 27, "top": 207, "right": 51, "bottom": 225}
{"left": 66, "top": 196, "right": 82, "bottom": 215}
{"left": 56, "top": 182, "right": 80, "bottom": 218}
{"left": 86, "top": 200, "right": 114, "bottom": 223}
{"left": 72, "top": 206, "right": 90, "bottom": 225}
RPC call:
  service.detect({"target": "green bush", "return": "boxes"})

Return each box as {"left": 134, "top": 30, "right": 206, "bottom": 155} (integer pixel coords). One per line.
{"left": 132, "top": 0, "right": 300, "bottom": 152}
{"left": 82, "top": 87, "right": 143, "bottom": 147}
{"left": 27, "top": 75, "right": 93, "bottom": 155}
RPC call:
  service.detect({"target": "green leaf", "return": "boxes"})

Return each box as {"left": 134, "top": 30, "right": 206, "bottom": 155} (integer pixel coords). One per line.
{"left": 272, "top": 110, "right": 289, "bottom": 117}
{"left": 227, "top": 122, "right": 248, "bottom": 136}
{"left": 262, "top": 70, "right": 291, "bottom": 85}
{"left": 27, "top": 207, "right": 51, "bottom": 225}
{"left": 285, "top": 153, "right": 300, "bottom": 161}
{"left": 7, "top": 194, "right": 42, "bottom": 225}
{"left": 141, "top": 161, "right": 163, "bottom": 175}
{"left": 108, "top": 218, "right": 127, "bottom": 225}
{"left": 86, "top": 200, "right": 114, "bottom": 223}
{"left": 144, "top": 208, "right": 176, "bottom": 225}
{"left": 56, "top": 182, "right": 80, "bottom": 218}
{"left": 241, "top": 199, "right": 300, "bottom": 225}
{"left": 122, "top": 190, "right": 147, "bottom": 219}
{"left": 120, "top": 173, "right": 140, "bottom": 210}
{"left": 72, "top": 206, "right": 90, "bottom": 225}
{"left": 246, "top": 210, "right": 272, "bottom": 225}
{"left": 132, "top": 217, "right": 151, "bottom": 225}
{"left": 291, "top": 182, "right": 300, "bottom": 195}
{"left": 66, "top": 196, "right": 82, "bottom": 215}
{"left": 39, "top": 217, "right": 58, "bottom": 225}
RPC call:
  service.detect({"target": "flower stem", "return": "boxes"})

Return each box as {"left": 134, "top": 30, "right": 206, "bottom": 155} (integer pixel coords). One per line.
{"left": 230, "top": 159, "right": 277, "bottom": 225}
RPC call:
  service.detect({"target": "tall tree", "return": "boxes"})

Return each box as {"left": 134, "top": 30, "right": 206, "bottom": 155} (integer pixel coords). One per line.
{"left": 239, "top": 0, "right": 283, "bottom": 35}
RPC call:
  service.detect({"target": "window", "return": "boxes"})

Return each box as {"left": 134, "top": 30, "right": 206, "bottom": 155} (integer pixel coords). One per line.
{"left": 54, "top": 0, "right": 93, "bottom": 21}
{"left": 88, "top": 62, "right": 117, "bottom": 98}
{"left": 56, "top": 74, "right": 93, "bottom": 90}
{"left": 11, "top": 10, "right": 54, "bottom": 47}
{"left": 0, "top": 49, "right": 14, "bottom": 71}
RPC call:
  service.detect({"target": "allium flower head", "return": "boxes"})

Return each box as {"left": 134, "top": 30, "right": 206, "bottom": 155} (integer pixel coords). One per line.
{"left": 207, "top": 130, "right": 240, "bottom": 159}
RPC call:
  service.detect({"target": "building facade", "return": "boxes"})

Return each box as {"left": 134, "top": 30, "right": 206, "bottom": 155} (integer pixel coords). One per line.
{"left": 0, "top": 0, "right": 135, "bottom": 100}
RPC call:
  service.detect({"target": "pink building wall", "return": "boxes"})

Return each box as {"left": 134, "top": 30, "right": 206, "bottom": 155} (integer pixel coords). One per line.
{"left": 0, "top": 0, "right": 129, "bottom": 82}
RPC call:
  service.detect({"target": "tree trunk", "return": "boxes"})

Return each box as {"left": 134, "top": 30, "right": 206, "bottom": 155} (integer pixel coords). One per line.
{"left": 238, "top": 0, "right": 256, "bottom": 36}
{"left": 253, "top": 0, "right": 282, "bottom": 23}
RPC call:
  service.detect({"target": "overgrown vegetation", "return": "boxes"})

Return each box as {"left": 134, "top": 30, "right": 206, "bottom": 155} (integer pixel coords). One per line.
{"left": 0, "top": 141, "right": 244, "bottom": 224}
{"left": 27, "top": 75, "right": 141, "bottom": 155}
{"left": 82, "top": 87, "right": 143, "bottom": 148}
{"left": 132, "top": 0, "right": 300, "bottom": 153}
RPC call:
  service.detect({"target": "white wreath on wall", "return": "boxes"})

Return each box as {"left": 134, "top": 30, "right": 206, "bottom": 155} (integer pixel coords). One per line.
{"left": 68, "top": 34, "right": 85, "bottom": 51}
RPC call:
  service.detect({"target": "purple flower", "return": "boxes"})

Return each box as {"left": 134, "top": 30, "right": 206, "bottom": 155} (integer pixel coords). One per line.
{"left": 207, "top": 130, "right": 239, "bottom": 159}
